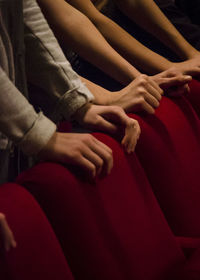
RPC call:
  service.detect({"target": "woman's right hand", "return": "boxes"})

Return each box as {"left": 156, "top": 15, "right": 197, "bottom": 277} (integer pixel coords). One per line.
{"left": 0, "top": 213, "right": 16, "bottom": 252}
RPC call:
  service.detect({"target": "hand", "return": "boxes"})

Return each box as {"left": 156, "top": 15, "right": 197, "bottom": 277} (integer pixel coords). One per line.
{"left": 0, "top": 213, "right": 17, "bottom": 252}
{"left": 152, "top": 67, "right": 192, "bottom": 97}
{"left": 111, "top": 74, "right": 163, "bottom": 114}
{"left": 172, "top": 56, "right": 200, "bottom": 79}
{"left": 74, "top": 104, "right": 141, "bottom": 153}
{"left": 39, "top": 132, "right": 113, "bottom": 178}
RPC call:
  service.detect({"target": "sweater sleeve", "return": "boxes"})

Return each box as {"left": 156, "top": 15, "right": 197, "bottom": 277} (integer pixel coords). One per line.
{"left": 0, "top": 67, "right": 56, "bottom": 156}
{"left": 23, "top": 0, "right": 94, "bottom": 121}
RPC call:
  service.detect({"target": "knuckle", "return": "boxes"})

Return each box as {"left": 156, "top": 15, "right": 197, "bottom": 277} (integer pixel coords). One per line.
{"left": 71, "top": 151, "right": 81, "bottom": 161}
{"left": 139, "top": 75, "right": 148, "bottom": 85}
{"left": 137, "top": 96, "right": 145, "bottom": 105}
{"left": 137, "top": 87, "right": 145, "bottom": 96}
{"left": 83, "top": 134, "right": 94, "bottom": 142}
{"left": 140, "top": 74, "right": 148, "bottom": 80}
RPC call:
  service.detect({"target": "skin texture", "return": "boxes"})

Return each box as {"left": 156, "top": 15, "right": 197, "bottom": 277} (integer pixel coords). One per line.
{"left": 0, "top": 213, "right": 17, "bottom": 252}
{"left": 113, "top": 0, "right": 200, "bottom": 77}
{"left": 114, "top": 0, "right": 199, "bottom": 60}
{"left": 37, "top": 0, "right": 200, "bottom": 82}
{"left": 34, "top": 0, "right": 196, "bottom": 178}
{"left": 39, "top": 104, "right": 140, "bottom": 178}
{"left": 37, "top": 0, "right": 139, "bottom": 85}
{"left": 81, "top": 70, "right": 192, "bottom": 113}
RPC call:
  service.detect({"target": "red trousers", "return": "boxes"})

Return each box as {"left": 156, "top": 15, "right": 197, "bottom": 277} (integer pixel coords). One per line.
{"left": 0, "top": 183, "right": 74, "bottom": 280}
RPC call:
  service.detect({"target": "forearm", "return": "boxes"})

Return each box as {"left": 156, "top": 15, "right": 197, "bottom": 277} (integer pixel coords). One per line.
{"left": 94, "top": 14, "right": 173, "bottom": 73}
{"left": 67, "top": 0, "right": 172, "bottom": 74}
{"left": 37, "top": 0, "right": 139, "bottom": 85}
{"left": 80, "top": 76, "right": 117, "bottom": 105}
{"left": 114, "top": 0, "right": 198, "bottom": 60}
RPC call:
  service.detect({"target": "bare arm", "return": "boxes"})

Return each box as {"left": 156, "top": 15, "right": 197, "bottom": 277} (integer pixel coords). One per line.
{"left": 80, "top": 69, "right": 192, "bottom": 114}
{"left": 66, "top": 0, "right": 200, "bottom": 80}
{"left": 37, "top": 0, "right": 140, "bottom": 85}
{"left": 114, "top": 0, "right": 199, "bottom": 60}
{"left": 65, "top": 0, "right": 172, "bottom": 74}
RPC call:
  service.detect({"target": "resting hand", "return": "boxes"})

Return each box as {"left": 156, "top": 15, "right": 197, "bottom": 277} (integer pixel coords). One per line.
{"left": 172, "top": 55, "right": 200, "bottom": 80}
{"left": 0, "top": 213, "right": 16, "bottom": 252}
{"left": 111, "top": 74, "right": 163, "bottom": 114}
{"left": 74, "top": 104, "right": 141, "bottom": 154}
{"left": 152, "top": 67, "right": 192, "bottom": 97}
{"left": 39, "top": 132, "right": 114, "bottom": 178}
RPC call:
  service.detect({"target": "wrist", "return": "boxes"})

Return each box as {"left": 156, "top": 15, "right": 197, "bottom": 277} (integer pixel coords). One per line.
{"left": 108, "top": 90, "right": 125, "bottom": 108}
{"left": 72, "top": 103, "right": 91, "bottom": 123}
{"left": 185, "top": 49, "right": 200, "bottom": 60}
{"left": 158, "top": 59, "right": 174, "bottom": 72}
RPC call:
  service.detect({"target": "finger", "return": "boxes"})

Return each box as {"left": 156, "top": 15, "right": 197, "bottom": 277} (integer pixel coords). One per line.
{"left": 93, "top": 137, "right": 113, "bottom": 154}
{"left": 121, "top": 120, "right": 141, "bottom": 153}
{"left": 140, "top": 101, "right": 155, "bottom": 114}
{"left": 94, "top": 108, "right": 131, "bottom": 135}
{"left": 101, "top": 106, "right": 135, "bottom": 128}
{"left": 5, "top": 230, "right": 17, "bottom": 250}
{"left": 143, "top": 89, "right": 160, "bottom": 108}
{"left": 160, "top": 75, "right": 192, "bottom": 89}
{"left": 97, "top": 107, "right": 141, "bottom": 153}
{"left": 76, "top": 156, "right": 97, "bottom": 178}
{"left": 88, "top": 141, "right": 113, "bottom": 176}
{"left": 183, "top": 67, "right": 200, "bottom": 76}
{"left": 184, "top": 83, "right": 191, "bottom": 93}
{"left": 148, "top": 78, "right": 163, "bottom": 96}
{"left": 122, "top": 134, "right": 138, "bottom": 154}
{"left": 93, "top": 115, "right": 118, "bottom": 134}
{"left": 0, "top": 216, "right": 16, "bottom": 251}
{"left": 10, "top": 234, "right": 17, "bottom": 248}
{"left": 82, "top": 146, "right": 104, "bottom": 176}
